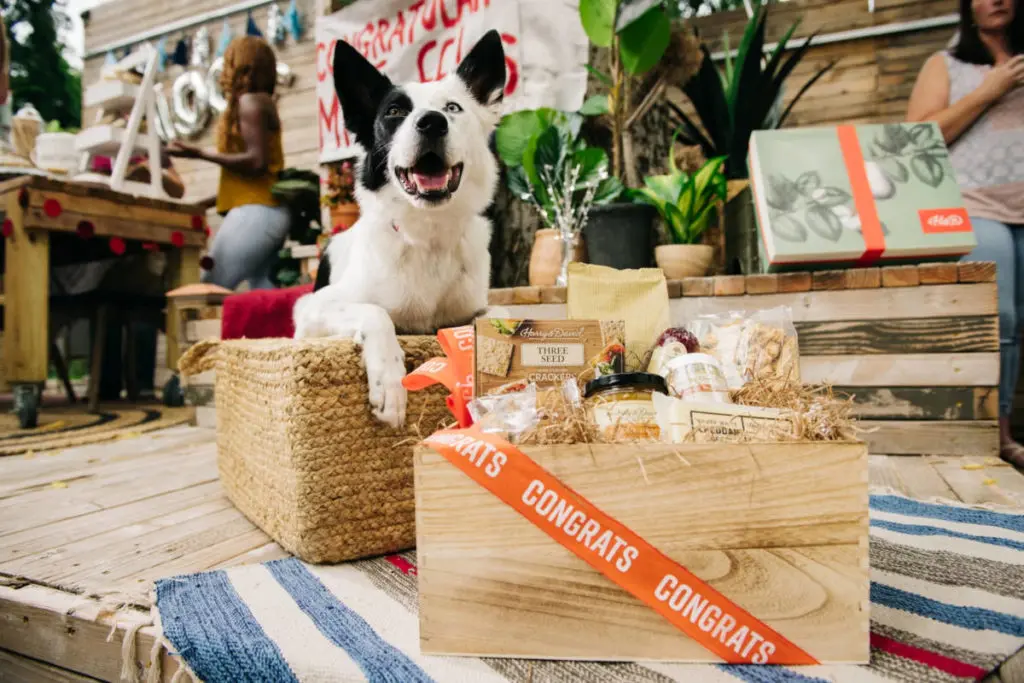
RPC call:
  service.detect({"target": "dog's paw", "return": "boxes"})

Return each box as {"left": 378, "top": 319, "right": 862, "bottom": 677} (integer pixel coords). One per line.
{"left": 363, "top": 337, "right": 408, "bottom": 429}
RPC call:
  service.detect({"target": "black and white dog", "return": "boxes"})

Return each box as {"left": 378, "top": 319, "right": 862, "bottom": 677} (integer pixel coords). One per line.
{"left": 293, "top": 31, "right": 506, "bottom": 428}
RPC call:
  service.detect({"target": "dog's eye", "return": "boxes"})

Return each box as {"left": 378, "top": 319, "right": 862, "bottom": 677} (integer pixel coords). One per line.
{"left": 444, "top": 102, "right": 463, "bottom": 114}
{"left": 385, "top": 105, "right": 406, "bottom": 118}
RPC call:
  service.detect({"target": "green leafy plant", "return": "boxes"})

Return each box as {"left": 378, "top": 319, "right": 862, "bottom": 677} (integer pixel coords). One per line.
{"left": 497, "top": 108, "right": 623, "bottom": 285}
{"left": 496, "top": 107, "right": 622, "bottom": 227}
{"left": 271, "top": 168, "right": 323, "bottom": 245}
{"left": 3, "top": 0, "right": 82, "bottom": 131}
{"left": 578, "top": 0, "right": 679, "bottom": 182}
{"left": 667, "top": 0, "right": 836, "bottom": 180}
{"left": 270, "top": 168, "right": 324, "bottom": 288}
{"left": 44, "top": 119, "right": 79, "bottom": 134}
{"left": 632, "top": 148, "right": 727, "bottom": 244}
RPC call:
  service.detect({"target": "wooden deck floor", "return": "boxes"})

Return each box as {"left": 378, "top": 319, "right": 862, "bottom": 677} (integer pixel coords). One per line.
{"left": 0, "top": 426, "right": 1022, "bottom": 681}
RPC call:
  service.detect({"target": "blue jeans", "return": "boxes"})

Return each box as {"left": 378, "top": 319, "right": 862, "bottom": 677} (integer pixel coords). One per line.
{"left": 201, "top": 204, "right": 291, "bottom": 291}
{"left": 962, "top": 217, "right": 1024, "bottom": 416}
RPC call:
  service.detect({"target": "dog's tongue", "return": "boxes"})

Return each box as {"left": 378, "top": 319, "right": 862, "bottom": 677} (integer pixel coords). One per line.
{"left": 414, "top": 171, "right": 448, "bottom": 192}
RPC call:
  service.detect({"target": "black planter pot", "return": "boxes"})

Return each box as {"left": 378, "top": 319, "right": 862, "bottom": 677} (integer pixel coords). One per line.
{"left": 583, "top": 203, "right": 657, "bottom": 270}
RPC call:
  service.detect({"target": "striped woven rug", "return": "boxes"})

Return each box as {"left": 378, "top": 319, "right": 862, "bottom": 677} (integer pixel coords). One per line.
{"left": 155, "top": 493, "right": 1024, "bottom": 682}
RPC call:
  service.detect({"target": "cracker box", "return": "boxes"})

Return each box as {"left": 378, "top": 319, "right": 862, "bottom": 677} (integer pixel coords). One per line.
{"left": 474, "top": 319, "right": 624, "bottom": 396}
{"left": 748, "top": 123, "right": 977, "bottom": 271}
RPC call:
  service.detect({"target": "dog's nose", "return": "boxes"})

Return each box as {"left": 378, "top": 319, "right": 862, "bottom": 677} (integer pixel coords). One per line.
{"left": 416, "top": 111, "right": 448, "bottom": 139}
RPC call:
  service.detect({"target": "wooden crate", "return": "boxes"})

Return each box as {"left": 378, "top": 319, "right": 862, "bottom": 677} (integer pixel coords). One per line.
{"left": 488, "top": 262, "right": 999, "bottom": 458}
{"left": 415, "top": 441, "right": 870, "bottom": 663}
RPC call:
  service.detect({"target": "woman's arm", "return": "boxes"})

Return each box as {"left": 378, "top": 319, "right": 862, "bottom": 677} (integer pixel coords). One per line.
{"left": 166, "top": 93, "right": 275, "bottom": 177}
{"left": 908, "top": 53, "right": 1024, "bottom": 145}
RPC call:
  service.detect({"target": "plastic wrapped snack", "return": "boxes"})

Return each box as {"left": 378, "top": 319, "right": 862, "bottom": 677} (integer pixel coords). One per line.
{"left": 691, "top": 307, "right": 800, "bottom": 390}
{"left": 468, "top": 384, "right": 539, "bottom": 439}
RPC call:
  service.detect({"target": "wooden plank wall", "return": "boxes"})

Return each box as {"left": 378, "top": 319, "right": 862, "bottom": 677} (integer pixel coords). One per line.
{"left": 682, "top": 0, "right": 958, "bottom": 127}
{"left": 80, "top": 0, "right": 957, "bottom": 280}
{"left": 81, "top": 0, "right": 321, "bottom": 221}
{"left": 81, "top": 0, "right": 958, "bottom": 193}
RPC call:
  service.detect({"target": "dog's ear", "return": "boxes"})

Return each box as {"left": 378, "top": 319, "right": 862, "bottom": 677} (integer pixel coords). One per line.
{"left": 333, "top": 40, "right": 393, "bottom": 147}
{"left": 456, "top": 30, "right": 506, "bottom": 108}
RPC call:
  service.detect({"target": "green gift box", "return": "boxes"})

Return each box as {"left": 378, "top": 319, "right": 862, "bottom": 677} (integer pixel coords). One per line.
{"left": 747, "top": 123, "right": 977, "bottom": 272}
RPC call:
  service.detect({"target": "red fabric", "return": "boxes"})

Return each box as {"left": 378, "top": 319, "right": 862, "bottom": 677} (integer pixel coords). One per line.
{"left": 221, "top": 285, "right": 314, "bottom": 340}
{"left": 870, "top": 634, "right": 986, "bottom": 679}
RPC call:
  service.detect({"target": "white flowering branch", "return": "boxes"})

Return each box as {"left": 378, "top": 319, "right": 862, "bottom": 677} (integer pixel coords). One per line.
{"left": 518, "top": 159, "right": 606, "bottom": 285}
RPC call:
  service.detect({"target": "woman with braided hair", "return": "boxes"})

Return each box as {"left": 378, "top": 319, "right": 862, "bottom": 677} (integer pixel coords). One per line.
{"left": 168, "top": 35, "right": 289, "bottom": 290}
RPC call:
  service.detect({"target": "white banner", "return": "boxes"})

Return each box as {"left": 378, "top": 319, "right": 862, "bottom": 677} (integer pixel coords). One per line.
{"left": 316, "top": 0, "right": 588, "bottom": 163}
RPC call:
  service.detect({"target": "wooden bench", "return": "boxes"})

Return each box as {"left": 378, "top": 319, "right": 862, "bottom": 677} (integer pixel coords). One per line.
{"left": 489, "top": 262, "right": 999, "bottom": 458}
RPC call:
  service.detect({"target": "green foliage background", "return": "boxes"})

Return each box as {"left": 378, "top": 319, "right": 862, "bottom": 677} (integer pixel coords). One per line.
{"left": 2, "top": 0, "right": 81, "bottom": 129}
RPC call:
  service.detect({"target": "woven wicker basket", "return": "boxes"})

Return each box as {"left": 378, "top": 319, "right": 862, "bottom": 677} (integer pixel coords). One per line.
{"left": 179, "top": 336, "right": 449, "bottom": 563}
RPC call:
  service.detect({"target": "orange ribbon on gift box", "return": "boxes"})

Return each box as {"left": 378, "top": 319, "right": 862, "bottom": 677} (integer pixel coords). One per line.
{"left": 405, "top": 327, "right": 819, "bottom": 665}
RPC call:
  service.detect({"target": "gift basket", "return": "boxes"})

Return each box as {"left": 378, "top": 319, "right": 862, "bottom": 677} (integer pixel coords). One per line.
{"left": 407, "top": 264, "right": 869, "bottom": 665}
{"left": 178, "top": 336, "right": 450, "bottom": 563}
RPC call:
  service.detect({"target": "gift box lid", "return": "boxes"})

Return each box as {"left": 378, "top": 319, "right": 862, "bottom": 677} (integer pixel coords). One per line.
{"left": 748, "top": 124, "right": 976, "bottom": 267}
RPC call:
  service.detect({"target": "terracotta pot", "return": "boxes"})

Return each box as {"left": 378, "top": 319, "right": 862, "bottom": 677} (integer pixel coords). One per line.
{"left": 330, "top": 203, "right": 360, "bottom": 232}
{"left": 655, "top": 244, "right": 715, "bottom": 279}
{"left": 529, "top": 229, "right": 587, "bottom": 286}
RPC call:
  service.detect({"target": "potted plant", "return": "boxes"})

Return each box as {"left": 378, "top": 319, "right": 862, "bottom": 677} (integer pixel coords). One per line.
{"left": 271, "top": 168, "right": 326, "bottom": 286}
{"left": 576, "top": 0, "right": 684, "bottom": 269}
{"left": 321, "top": 159, "right": 359, "bottom": 233}
{"left": 496, "top": 108, "right": 622, "bottom": 286}
{"left": 665, "top": 0, "right": 836, "bottom": 273}
{"left": 633, "top": 152, "right": 727, "bottom": 279}
{"left": 666, "top": 1, "right": 835, "bottom": 181}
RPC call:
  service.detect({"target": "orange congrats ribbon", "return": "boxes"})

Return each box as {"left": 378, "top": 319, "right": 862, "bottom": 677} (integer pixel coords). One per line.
{"left": 402, "top": 325, "right": 475, "bottom": 427}
{"left": 837, "top": 125, "right": 886, "bottom": 265}
{"left": 421, "top": 424, "right": 820, "bottom": 665}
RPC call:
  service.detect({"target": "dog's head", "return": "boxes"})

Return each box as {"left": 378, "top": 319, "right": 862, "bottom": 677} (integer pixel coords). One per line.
{"left": 333, "top": 31, "right": 505, "bottom": 215}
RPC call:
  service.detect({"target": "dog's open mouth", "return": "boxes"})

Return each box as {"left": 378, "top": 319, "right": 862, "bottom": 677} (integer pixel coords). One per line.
{"left": 395, "top": 153, "right": 464, "bottom": 201}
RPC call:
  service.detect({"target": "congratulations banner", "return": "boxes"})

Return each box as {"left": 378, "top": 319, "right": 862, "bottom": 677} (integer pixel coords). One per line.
{"left": 316, "top": 0, "right": 589, "bottom": 162}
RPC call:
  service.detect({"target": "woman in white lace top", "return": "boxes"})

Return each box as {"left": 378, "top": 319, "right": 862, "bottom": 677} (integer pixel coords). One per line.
{"left": 908, "top": 0, "right": 1024, "bottom": 465}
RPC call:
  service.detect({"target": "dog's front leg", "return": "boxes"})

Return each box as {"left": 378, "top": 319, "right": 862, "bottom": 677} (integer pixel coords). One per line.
{"left": 294, "top": 296, "right": 407, "bottom": 429}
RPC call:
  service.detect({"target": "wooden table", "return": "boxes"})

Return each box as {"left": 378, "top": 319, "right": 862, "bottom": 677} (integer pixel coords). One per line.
{"left": 0, "top": 176, "right": 206, "bottom": 427}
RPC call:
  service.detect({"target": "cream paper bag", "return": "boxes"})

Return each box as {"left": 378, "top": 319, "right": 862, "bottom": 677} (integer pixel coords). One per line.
{"left": 566, "top": 263, "right": 670, "bottom": 371}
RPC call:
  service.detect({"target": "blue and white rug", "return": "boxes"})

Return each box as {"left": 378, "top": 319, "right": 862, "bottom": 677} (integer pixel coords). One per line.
{"left": 155, "top": 493, "right": 1024, "bottom": 682}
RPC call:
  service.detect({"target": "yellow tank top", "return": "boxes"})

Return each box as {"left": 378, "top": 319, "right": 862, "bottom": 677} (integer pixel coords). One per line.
{"left": 215, "top": 123, "right": 285, "bottom": 214}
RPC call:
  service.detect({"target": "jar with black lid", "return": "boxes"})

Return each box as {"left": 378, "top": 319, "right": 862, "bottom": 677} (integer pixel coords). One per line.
{"left": 584, "top": 372, "right": 668, "bottom": 442}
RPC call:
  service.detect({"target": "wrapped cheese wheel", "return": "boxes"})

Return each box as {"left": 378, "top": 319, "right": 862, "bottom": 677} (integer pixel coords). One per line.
{"left": 647, "top": 327, "right": 700, "bottom": 378}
